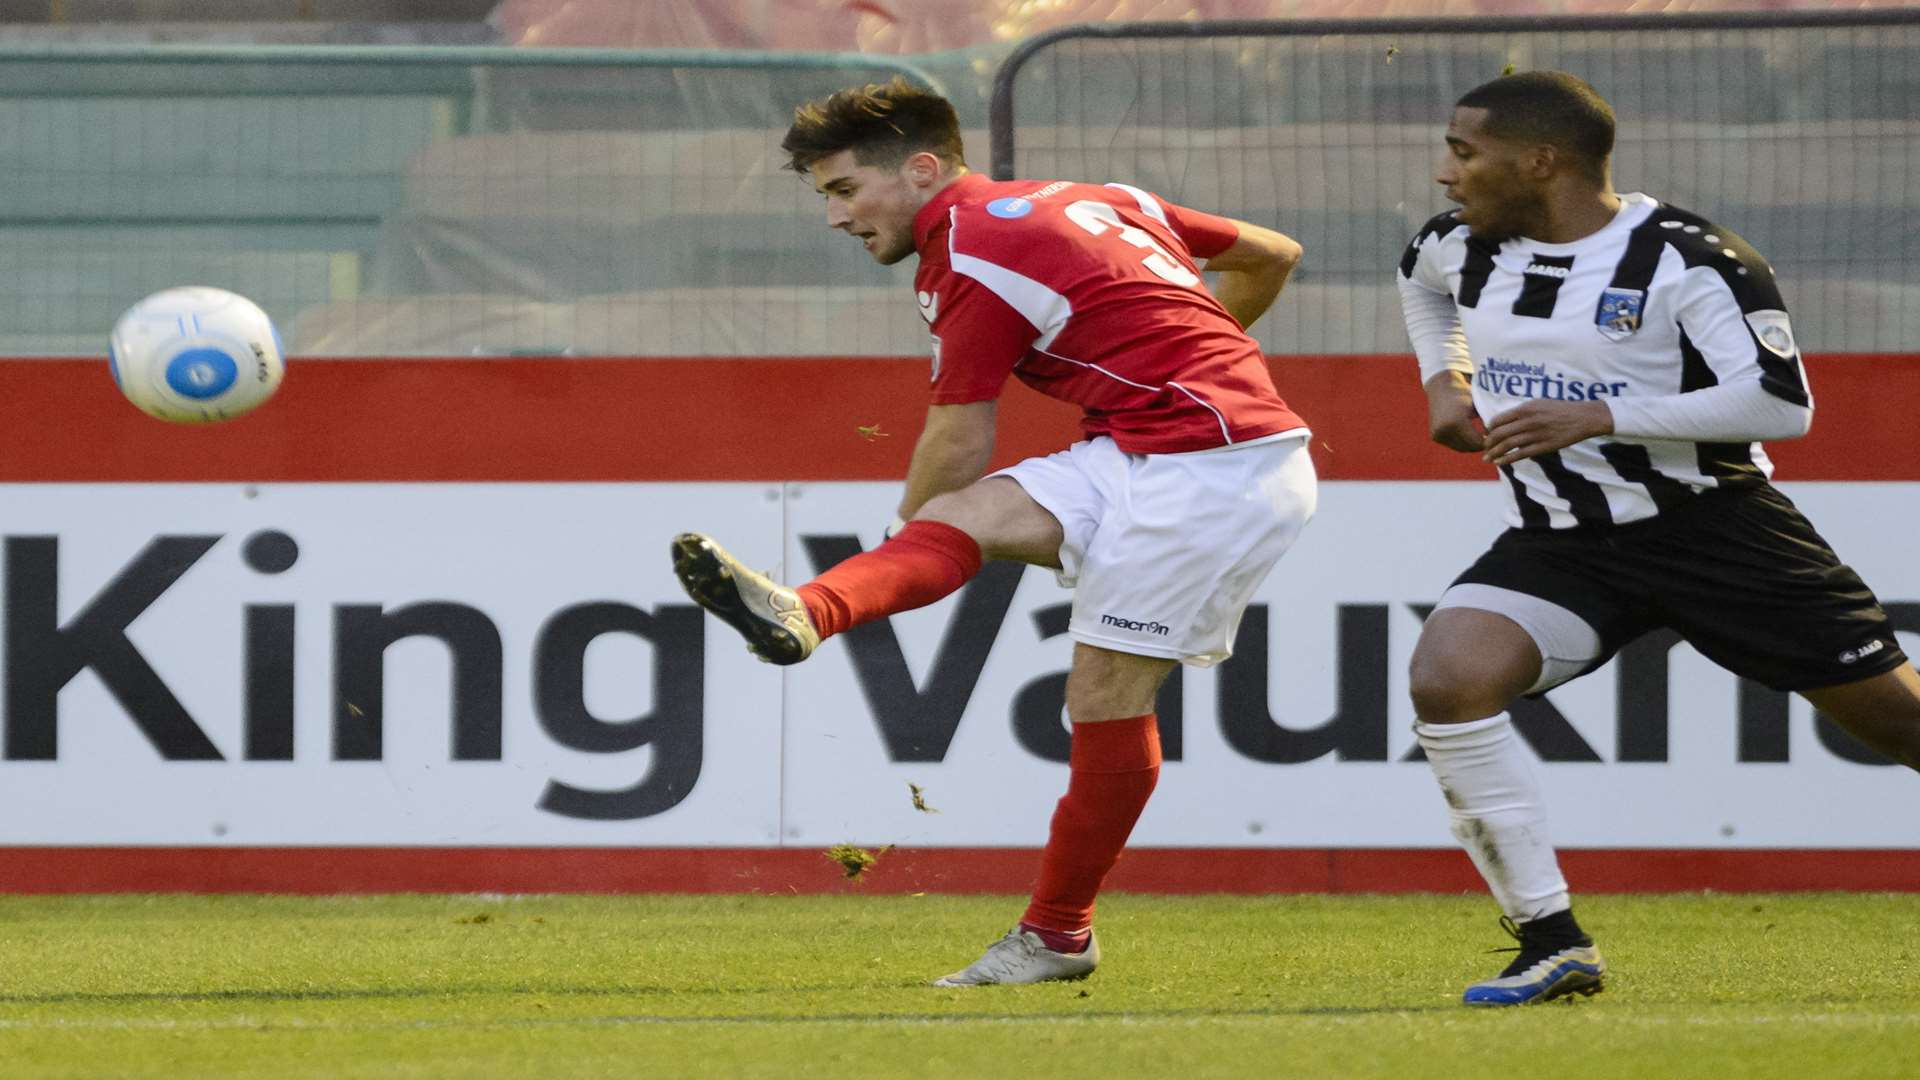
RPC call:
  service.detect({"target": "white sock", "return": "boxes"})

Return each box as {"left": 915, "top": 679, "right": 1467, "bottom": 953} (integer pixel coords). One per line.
{"left": 1415, "top": 713, "right": 1571, "bottom": 922}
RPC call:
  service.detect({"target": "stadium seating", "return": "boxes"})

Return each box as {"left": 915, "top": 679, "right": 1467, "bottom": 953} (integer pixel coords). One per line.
{"left": 0, "top": 24, "right": 1914, "bottom": 358}
{"left": 0, "top": 72, "right": 463, "bottom": 353}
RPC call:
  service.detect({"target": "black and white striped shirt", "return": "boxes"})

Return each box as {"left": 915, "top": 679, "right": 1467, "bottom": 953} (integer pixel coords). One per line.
{"left": 1397, "top": 192, "right": 1814, "bottom": 530}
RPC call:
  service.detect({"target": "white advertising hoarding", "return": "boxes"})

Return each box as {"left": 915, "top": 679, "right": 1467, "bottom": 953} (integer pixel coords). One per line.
{"left": 0, "top": 483, "right": 784, "bottom": 845}
{"left": 0, "top": 481, "right": 1914, "bottom": 848}
{"left": 783, "top": 482, "right": 1920, "bottom": 849}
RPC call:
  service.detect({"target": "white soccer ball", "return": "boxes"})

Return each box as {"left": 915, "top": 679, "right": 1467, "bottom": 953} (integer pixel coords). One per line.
{"left": 108, "top": 286, "right": 286, "bottom": 423}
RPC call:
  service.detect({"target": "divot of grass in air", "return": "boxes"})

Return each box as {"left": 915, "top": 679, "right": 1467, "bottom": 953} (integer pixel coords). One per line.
{"left": 909, "top": 782, "right": 939, "bottom": 814}
{"left": 824, "top": 844, "right": 893, "bottom": 880}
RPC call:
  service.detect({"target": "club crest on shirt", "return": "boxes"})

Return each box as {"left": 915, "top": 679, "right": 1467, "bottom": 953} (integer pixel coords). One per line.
{"left": 1595, "top": 287, "right": 1645, "bottom": 341}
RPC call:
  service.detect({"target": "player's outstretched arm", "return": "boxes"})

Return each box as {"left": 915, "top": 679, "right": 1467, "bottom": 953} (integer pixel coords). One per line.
{"left": 897, "top": 400, "right": 998, "bottom": 521}
{"left": 1202, "top": 220, "right": 1303, "bottom": 331}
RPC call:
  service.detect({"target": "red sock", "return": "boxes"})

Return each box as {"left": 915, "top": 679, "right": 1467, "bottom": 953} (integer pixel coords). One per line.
{"left": 1020, "top": 714, "right": 1163, "bottom": 936}
{"left": 795, "top": 520, "right": 982, "bottom": 640}
{"left": 1023, "top": 924, "right": 1092, "bottom": 954}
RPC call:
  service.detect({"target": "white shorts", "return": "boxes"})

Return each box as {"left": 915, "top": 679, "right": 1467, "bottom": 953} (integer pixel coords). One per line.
{"left": 993, "top": 433, "right": 1317, "bottom": 667}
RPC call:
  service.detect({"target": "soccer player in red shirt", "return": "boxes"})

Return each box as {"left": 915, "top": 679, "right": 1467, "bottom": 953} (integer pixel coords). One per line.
{"left": 672, "top": 78, "right": 1314, "bottom": 986}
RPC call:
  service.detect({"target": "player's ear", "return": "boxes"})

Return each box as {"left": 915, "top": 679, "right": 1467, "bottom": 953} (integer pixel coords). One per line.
{"left": 1523, "top": 143, "right": 1559, "bottom": 180}
{"left": 902, "top": 150, "right": 944, "bottom": 189}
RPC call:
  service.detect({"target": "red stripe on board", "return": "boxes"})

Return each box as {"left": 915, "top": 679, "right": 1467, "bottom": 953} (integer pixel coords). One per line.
{"left": 1, "top": 847, "right": 1916, "bottom": 895}
{"left": 6, "top": 353, "right": 1917, "bottom": 482}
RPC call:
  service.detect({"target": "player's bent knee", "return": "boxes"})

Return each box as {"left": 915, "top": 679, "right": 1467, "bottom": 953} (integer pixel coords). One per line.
{"left": 916, "top": 479, "right": 1063, "bottom": 565}
{"left": 1408, "top": 671, "right": 1508, "bottom": 724}
{"left": 913, "top": 489, "right": 980, "bottom": 530}
{"left": 1408, "top": 649, "right": 1526, "bottom": 724}
{"left": 1408, "top": 611, "right": 1544, "bottom": 723}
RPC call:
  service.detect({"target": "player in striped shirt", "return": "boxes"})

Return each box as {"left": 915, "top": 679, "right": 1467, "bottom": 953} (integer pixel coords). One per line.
{"left": 1397, "top": 71, "right": 1920, "bottom": 1006}
{"left": 674, "top": 77, "right": 1313, "bottom": 986}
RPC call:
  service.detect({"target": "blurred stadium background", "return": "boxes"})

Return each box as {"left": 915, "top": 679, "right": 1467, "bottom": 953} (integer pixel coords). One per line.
{"left": 0, "top": 0, "right": 1912, "bottom": 361}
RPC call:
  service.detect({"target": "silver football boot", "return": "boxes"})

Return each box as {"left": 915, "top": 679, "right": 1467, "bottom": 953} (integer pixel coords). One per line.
{"left": 670, "top": 533, "right": 819, "bottom": 665}
{"left": 931, "top": 927, "right": 1100, "bottom": 987}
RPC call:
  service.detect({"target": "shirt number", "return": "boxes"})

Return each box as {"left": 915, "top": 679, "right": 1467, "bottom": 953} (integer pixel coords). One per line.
{"left": 1063, "top": 200, "right": 1201, "bottom": 287}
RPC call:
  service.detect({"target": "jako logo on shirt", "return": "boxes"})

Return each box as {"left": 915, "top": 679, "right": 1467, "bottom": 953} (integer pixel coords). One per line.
{"left": 987, "top": 197, "right": 1033, "bottom": 219}
{"left": 1101, "top": 613, "right": 1170, "bottom": 635}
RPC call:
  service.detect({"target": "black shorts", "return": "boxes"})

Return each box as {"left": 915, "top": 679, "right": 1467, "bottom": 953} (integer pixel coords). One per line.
{"left": 1452, "top": 483, "right": 1909, "bottom": 692}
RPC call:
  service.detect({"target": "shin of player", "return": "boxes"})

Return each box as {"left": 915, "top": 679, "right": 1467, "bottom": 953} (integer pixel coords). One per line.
{"left": 1397, "top": 71, "right": 1920, "bottom": 1007}
{"left": 674, "top": 77, "right": 1315, "bottom": 986}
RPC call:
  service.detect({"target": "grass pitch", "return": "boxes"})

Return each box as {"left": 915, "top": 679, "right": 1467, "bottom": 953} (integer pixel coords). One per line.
{"left": 0, "top": 892, "right": 1914, "bottom": 1079}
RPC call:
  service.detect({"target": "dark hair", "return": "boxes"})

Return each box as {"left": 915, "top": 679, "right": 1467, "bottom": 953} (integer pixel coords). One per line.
{"left": 1456, "top": 71, "right": 1615, "bottom": 182}
{"left": 781, "top": 76, "right": 965, "bottom": 174}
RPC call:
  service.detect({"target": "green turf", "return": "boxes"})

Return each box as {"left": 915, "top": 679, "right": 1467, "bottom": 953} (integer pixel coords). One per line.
{"left": 0, "top": 893, "right": 1914, "bottom": 1079}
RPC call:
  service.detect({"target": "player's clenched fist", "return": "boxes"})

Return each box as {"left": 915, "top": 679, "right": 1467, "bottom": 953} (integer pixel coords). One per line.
{"left": 1423, "top": 371, "right": 1486, "bottom": 453}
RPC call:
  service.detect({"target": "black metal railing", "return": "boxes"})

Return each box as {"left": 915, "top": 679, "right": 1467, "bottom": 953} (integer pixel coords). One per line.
{"left": 987, "top": 10, "right": 1920, "bottom": 355}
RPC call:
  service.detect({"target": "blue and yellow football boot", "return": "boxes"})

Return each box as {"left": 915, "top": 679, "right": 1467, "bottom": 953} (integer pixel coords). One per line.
{"left": 1463, "top": 913, "right": 1606, "bottom": 1006}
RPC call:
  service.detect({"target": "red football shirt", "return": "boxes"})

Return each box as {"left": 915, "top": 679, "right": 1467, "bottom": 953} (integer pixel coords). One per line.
{"left": 910, "top": 173, "right": 1307, "bottom": 454}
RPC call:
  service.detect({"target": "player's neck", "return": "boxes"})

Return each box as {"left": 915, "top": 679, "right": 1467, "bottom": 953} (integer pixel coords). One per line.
{"left": 919, "top": 166, "right": 971, "bottom": 198}
{"left": 1534, "top": 189, "right": 1623, "bottom": 245}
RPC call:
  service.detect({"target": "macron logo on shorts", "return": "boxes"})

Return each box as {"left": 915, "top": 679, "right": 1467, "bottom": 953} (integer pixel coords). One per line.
{"left": 1101, "top": 613, "right": 1171, "bottom": 636}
